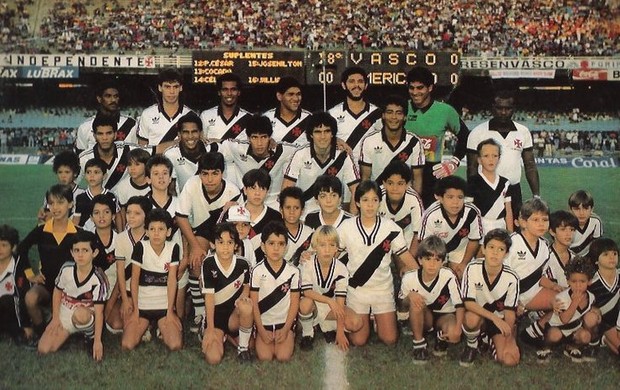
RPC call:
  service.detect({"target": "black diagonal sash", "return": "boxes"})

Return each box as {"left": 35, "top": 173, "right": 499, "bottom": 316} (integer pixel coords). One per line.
{"left": 444, "top": 211, "right": 478, "bottom": 254}
{"left": 258, "top": 275, "right": 295, "bottom": 314}
{"left": 220, "top": 113, "right": 251, "bottom": 140}
{"left": 281, "top": 115, "right": 311, "bottom": 144}
{"left": 301, "top": 152, "right": 350, "bottom": 201}
{"left": 116, "top": 117, "right": 136, "bottom": 141}
{"left": 377, "top": 135, "right": 420, "bottom": 183}
{"left": 346, "top": 109, "right": 382, "bottom": 150}
{"left": 519, "top": 263, "right": 546, "bottom": 294}
{"left": 104, "top": 145, "right": 131, "bottom": 190}
{"left": 427, "top": 283, "right": 451, "bottom": 312}
{"left": 260, "top": 144, "right": 284, "bottom": 173}
{"left": 349, "top": 231, "right": 399, "bottom": 288}
{"left": 160, "top": 121, "right": 181, "bottom": 144}
{"left": 483, "top": 292, "right": 509, "bottom": 313}
{"left": 289, "top": 235, "right": 313, "bottom": 266}
{"left": 323, "top": 275, "right": 346, "bottom": 298}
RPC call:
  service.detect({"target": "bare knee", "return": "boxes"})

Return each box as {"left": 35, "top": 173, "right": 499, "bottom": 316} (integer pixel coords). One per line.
{"left": 499, "top": 351, "right": 520, "bottom": 367}
{"left": 25, "top": 289, "right": 40, "bottom": 308}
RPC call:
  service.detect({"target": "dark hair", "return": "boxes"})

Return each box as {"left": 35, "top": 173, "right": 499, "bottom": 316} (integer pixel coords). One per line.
{"left": 306, "top": 111, "right": 337, "bottom": 144}
{"left": 158, "top": 68, "right": 183, "bottom": 85}
{"left": 216, "top": 73, "right": 242, "bottom": 90}
{"left": 416, "top": 235, "right": 447, "bottom": 262}
{"left": 92, "top": 115, "right": 118, "bottom": 133}
{"left": 0, "top": 224, "right": 19, "bottom": 247}
{"left": 176, "top": 111, "right": 203, "bottom": 132}
{"left": 519, "top": 197, "right": 549, "bottom": 220}
{"left": 46, "top": 183, "right": 73, "bottom": 203}
{"left": 214, "top": 222, "right": 241, "bottom": 249}
{"left": 483, "top": 228, "right": 512, "bottom": 252}
{"left": 145, "top": 208, "right": 173, "bottom": 230}
{"left": 84, "top": 158, "right": 108, "bottom": 174}
{"left": 242, "top": 168, "right": 271, "bottom": 190}
{"left": 434, "top": 176, "right": 467, "bottom": 197}
{"left": 246, "top": 115, "right": 273, "bottom": 137}
{"left": 382, "top": 95, "right": 408, "bottom": 113}
{"left": 381, "top": 160, "right": 412, "bottom": 183}
{"left": 198, "top": 151, "right": 225, "bottom": 172}
{"left": 95, "top": 79, "right": 120, "bottom": 98}
{"left": 341, "top": 66, "right": 367, "bottom": 84}
{"left": 549, "top": 210, "right": 579, "bottom": 231}
{"left": 91, "top": 193, "right": 117, "bottom": 215}
{"left": 128, "top": 148, "right": 150, "bottom": 165}
{"left": 276, "top": 76, "right": 302, "bottom": 94}
{"left": 494, "top": 89, "right": 516, "bottom": 102}
{"left": 126, "top": 195, "right": 152, "bottom": 216}
{"left": 53, "top": 150, "right": 80, "bottom": 176}
{"left": 564, "top": 255, "right": 596, "bottom": 280}
{"left": 476, "top": 138, "right": 502, "bottom": 156}
{"left": 313, "top": 175, "right": 343, "bottom": 199}
{"left": 71, "top": 230, "right": 99, "bottom": 251}
{"left": 568, "top": 190, "right": 594, "bottom": 209}
{"left": 588, "top": 237, "right": 618, "bottom": 266}
{"left": 406, "top": 66, "right": 434, "bottom": 86}
{"left": 355, "top": 180, "right": 382, "bottom": 203}
{"left": 146, "top": 154, "right": 173, "bottom": 178}
{"left": 279, "top": 186, "right": 305, "bottom": 210}
{"left": 260, "top": 221, "right": 289, "bottom": 244}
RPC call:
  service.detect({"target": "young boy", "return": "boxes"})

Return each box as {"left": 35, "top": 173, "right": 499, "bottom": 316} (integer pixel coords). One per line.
{"left": 112, "top": 196, "right": 152, "bottom": 333}
{"left": 226, "top": 205, "right": 257, "bottom": 268}
{"left": 250, "top": 221, "right": 300, "bottom": 361}
{"left": 544, "top": 210, "right": 579, "bottom": 290}
{"left": 461, "top": 229, "right": 520, "bottom": 367}
{"left": 418, "top": 176, "right": 483, "bottom": 280}
{"left": 299, "top": 225, "right": 362, "bottom": 352}
{"left": 279, "top": 186, "right": 314, "bottom": 266}
{"left": 115, "top": 148, "right": 152, "bottom": 224}
{"left": 37, "top": 150, "right": 83, "bottom": 224}
{"left": 466, "top": 138, "right": 514, "bottom": 234}
{"left": 304, "top": 175, "right": 352, "bottom": 229}
{"left": 0, "top": 225, "right": 32, "bottom": 343}
{"left": 587, "top": 237, "right": 620, "bottom": 358}
{"left": 379, "top": 160, "right": 424, "bottom": 257}
{"left": 122, "top": 209, "right": 182, "bottom": 351}
{"left": 37, "top": 230, "right": 108, "bottom": 361}
{"left": 201, "top": 223, "right": 253, "bottom": 364}
{"left": 400, "top": 235, "right": 463, "bottom": 364}
{"left": 73, "top": 158, "right": 122, "bottom": 232}
{"left": 568, "top": 190, "right": 603, "bottom": 256}
{"left": 19, "top": 184, "right": 82, "bottom": 338}
{"left": 541, "top": 255, "right": 598, "bottom": 363}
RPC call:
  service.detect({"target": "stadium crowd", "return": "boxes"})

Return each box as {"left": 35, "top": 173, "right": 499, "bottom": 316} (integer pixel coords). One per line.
{"left": 1, "top": 0, "right": 618, "bottom": 56}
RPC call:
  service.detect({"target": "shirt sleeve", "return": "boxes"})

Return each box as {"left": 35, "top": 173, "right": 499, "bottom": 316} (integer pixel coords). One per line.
{"left": 130, "top": 242, "right": 145, "bottom": 267}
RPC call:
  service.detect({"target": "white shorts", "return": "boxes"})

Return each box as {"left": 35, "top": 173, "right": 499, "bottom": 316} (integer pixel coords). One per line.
{"left": 314, "top": 301, "right": 337, "bottom": 332}
{"left": 347, "top": 285, "right": 395, "bottom": 315}
{"left": 480, "top": 218, "right": 506, "bottom": 243}
{"left": 177, "top": 269, "right": 189, "bottom": 289}
{"left": 519, "top": 284, "right": 543, "bottom": 307}
{"left": 59, "top": 304, "right": 95, "bottom": 335}
{"left": 104, "top": 267, "right": 117, "bottom": 300}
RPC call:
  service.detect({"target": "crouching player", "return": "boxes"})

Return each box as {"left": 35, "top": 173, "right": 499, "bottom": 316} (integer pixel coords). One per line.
{"left": 250, "top": 221, "right": 300, "bottom": 362}
{"left": 461, "top": 229, "right": 520, "bottom": 367}
{"left": 201, "top": 223, "right": 253, "bottom": 364}
{"left": 38, "top": 231, "right": 108, "bottom": 361}
{"left": 298, "top": 225, "right": 362, "bottom": 352}
{"left": 540, "top": 255, "right": 599, "bottom": 363}
{"left": 399, "top": 235, "right": 463, "bottom": 364}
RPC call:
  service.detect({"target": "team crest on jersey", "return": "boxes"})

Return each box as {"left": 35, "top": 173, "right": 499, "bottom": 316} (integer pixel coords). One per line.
{"left": 336, "top": 115, "right": 345, "bottom": 123}
{"left": 106, "top": 253, "right": 115, "bottom": 264}
{"left": 303, "top": 161, "right": 313, "bottom": 169}
{"left": 211, "top": 270, "right": 218, "bottom": 278}
{"left": 264, "top": 160, "right": 275, "bottom": 169}
{"left": 234, "top": 280, "right": 241, "bottom": 289}
{"left": 361, "top": 119, "right": 372, "bottom": 129}
{"left": 475, "top": 282, "right": 483, "bottom": 290}
{"left": 373, "top": 145, "right": 383, "bottom": 154}
{"left": 517, "top": 251, "right": 527, "bottom": 260}
{"left": 437, "top": 295, "right": 449, "bottom": 305}
{"left": 496, "top": 301, "right": 505, "bottom": 311}
{"left": 164, "top": 262, "right": 170, "bottom": 272}
{"left": 152, "top": 117, "right": 160, "bottom": 125}
{"left": 281, "top": 283, "right": 290, "bottom": 293}
{"left": 208, "top": 118, "right": 216, "bottom": 127}
{"left": 4, "top": 281, "right": 14, "bottom": 293}
{"left": 177, "top": 157, "right": 186, "bottom": 165}
{"left": 382, "top": 239, "right": 392, "bottom": 252}
{"left": 434, "top": 219, "right": 442, "bottom": 229}
{"left": 398, "top": 152, "right": 410, "bottom": 162}
{"left": 116, "top": 163, "right": 126, "bottom": 173}
{"left": 514, "top": 139, "right": 523, "bottom": 149}
{"left": 231, "top": 124, "right": 242, "bottom": 134}
{"left": 458, "top": 228, "right": 470, "bottom": 238}
{"left": 327, "top": 167, "right": 338, "bottom": 176}
{"left": 291, "top": 127, "right": 302, "bottom": 137}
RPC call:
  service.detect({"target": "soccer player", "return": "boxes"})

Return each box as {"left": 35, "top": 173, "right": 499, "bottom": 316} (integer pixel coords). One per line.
{"left": 219, "top": 115, "right": 297, "bottom": 208}
{"left": 328, "top": 66, "right": 382, "bottom": 163}
{"left": 0, "top": 224, "right": 32, "bottom": 344}
{"left": 299, "top": 225, "right": 362, "bottom": 352}
{"left": 568, "top": 190, "right": 603, "bottom": 256}
{"left": 122, "top": 209, "right": 182, "bottom": 351}
{"left": 137, "top": 68, "right": 193, "bottom": 146}
{"left": 200, "top": 223, "right": 253, "bottom": 364}
{"left": 418, "top": 176, "right": 483, "bottom": 280}
{"left": 37, "top": 230, "right": 108, "bottom": 361}
{"left": 304, "top": 175, "right": 353, "bottom": 229}
{"left": 460, "top": 229, "right": 520, "bottom": 367}
{"left": 250, "top": 221, "right": 301, "bottom": 362}
{"left": 466, "top": 138, "right": 514, "bottom": 235}
{"left": 19, "top": 184, "right": 82, "bottom": 339}
{"left": 540, "top": 255, "right": 598, "bottom": 363}
{"left": 544, "top": 210, "right": 579, "bottom": 290}
{"left": 337, "top": 180, "right": 418, "bottom": 346}
{"left": 200, "top": 73, "right": 251, "bottom": 141}
{"left": 359, "top": 95, "right": 425, "bottom": 195}
{"left": 279, "top": 187, "right": 314, "bottom": 266}
{"left": 282, "top": 111, "right": 360, "bottom": 215}
{"left": 467, "top": 90, "right": 540, "bottom": 221}
{"left": 74, "top": 79, "right": 137, "bottom": 153}
{"left": 404, "top": 66, "right": 468, "bottom": 207}
{"left": 379, "top": 160, "right": 424, "bottom": 256}
{"left": 263, "top": 76, "right": 311, "bottom": 147}
{"left": 37, "top": 150, "right": 83, "bottom": 225}
{"left": 587, "top": 238, "right": 620, "bottom": 359}
{"left": 400, "top": 235, "right": 463, "bottom": 364}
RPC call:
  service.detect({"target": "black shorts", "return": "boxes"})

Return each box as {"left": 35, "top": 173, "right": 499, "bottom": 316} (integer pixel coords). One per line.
{"left": 204, "top": 306, "right": 236, "bottom": 336}
{"left": 483, "top": 319, "right": 502, "bottom": 338}
{"left": 139, "top": 309, "right": 167, "bottom": 324}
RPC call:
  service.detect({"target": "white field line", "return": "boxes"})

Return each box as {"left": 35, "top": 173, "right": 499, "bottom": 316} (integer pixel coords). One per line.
{"left": 323, "top": 344, "right": 348, "bottom": 390}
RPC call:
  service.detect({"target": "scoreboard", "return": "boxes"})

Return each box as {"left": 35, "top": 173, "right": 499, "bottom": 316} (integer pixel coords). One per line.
{"left": 192, "top": 50, "right": 460, "bottom": 86}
